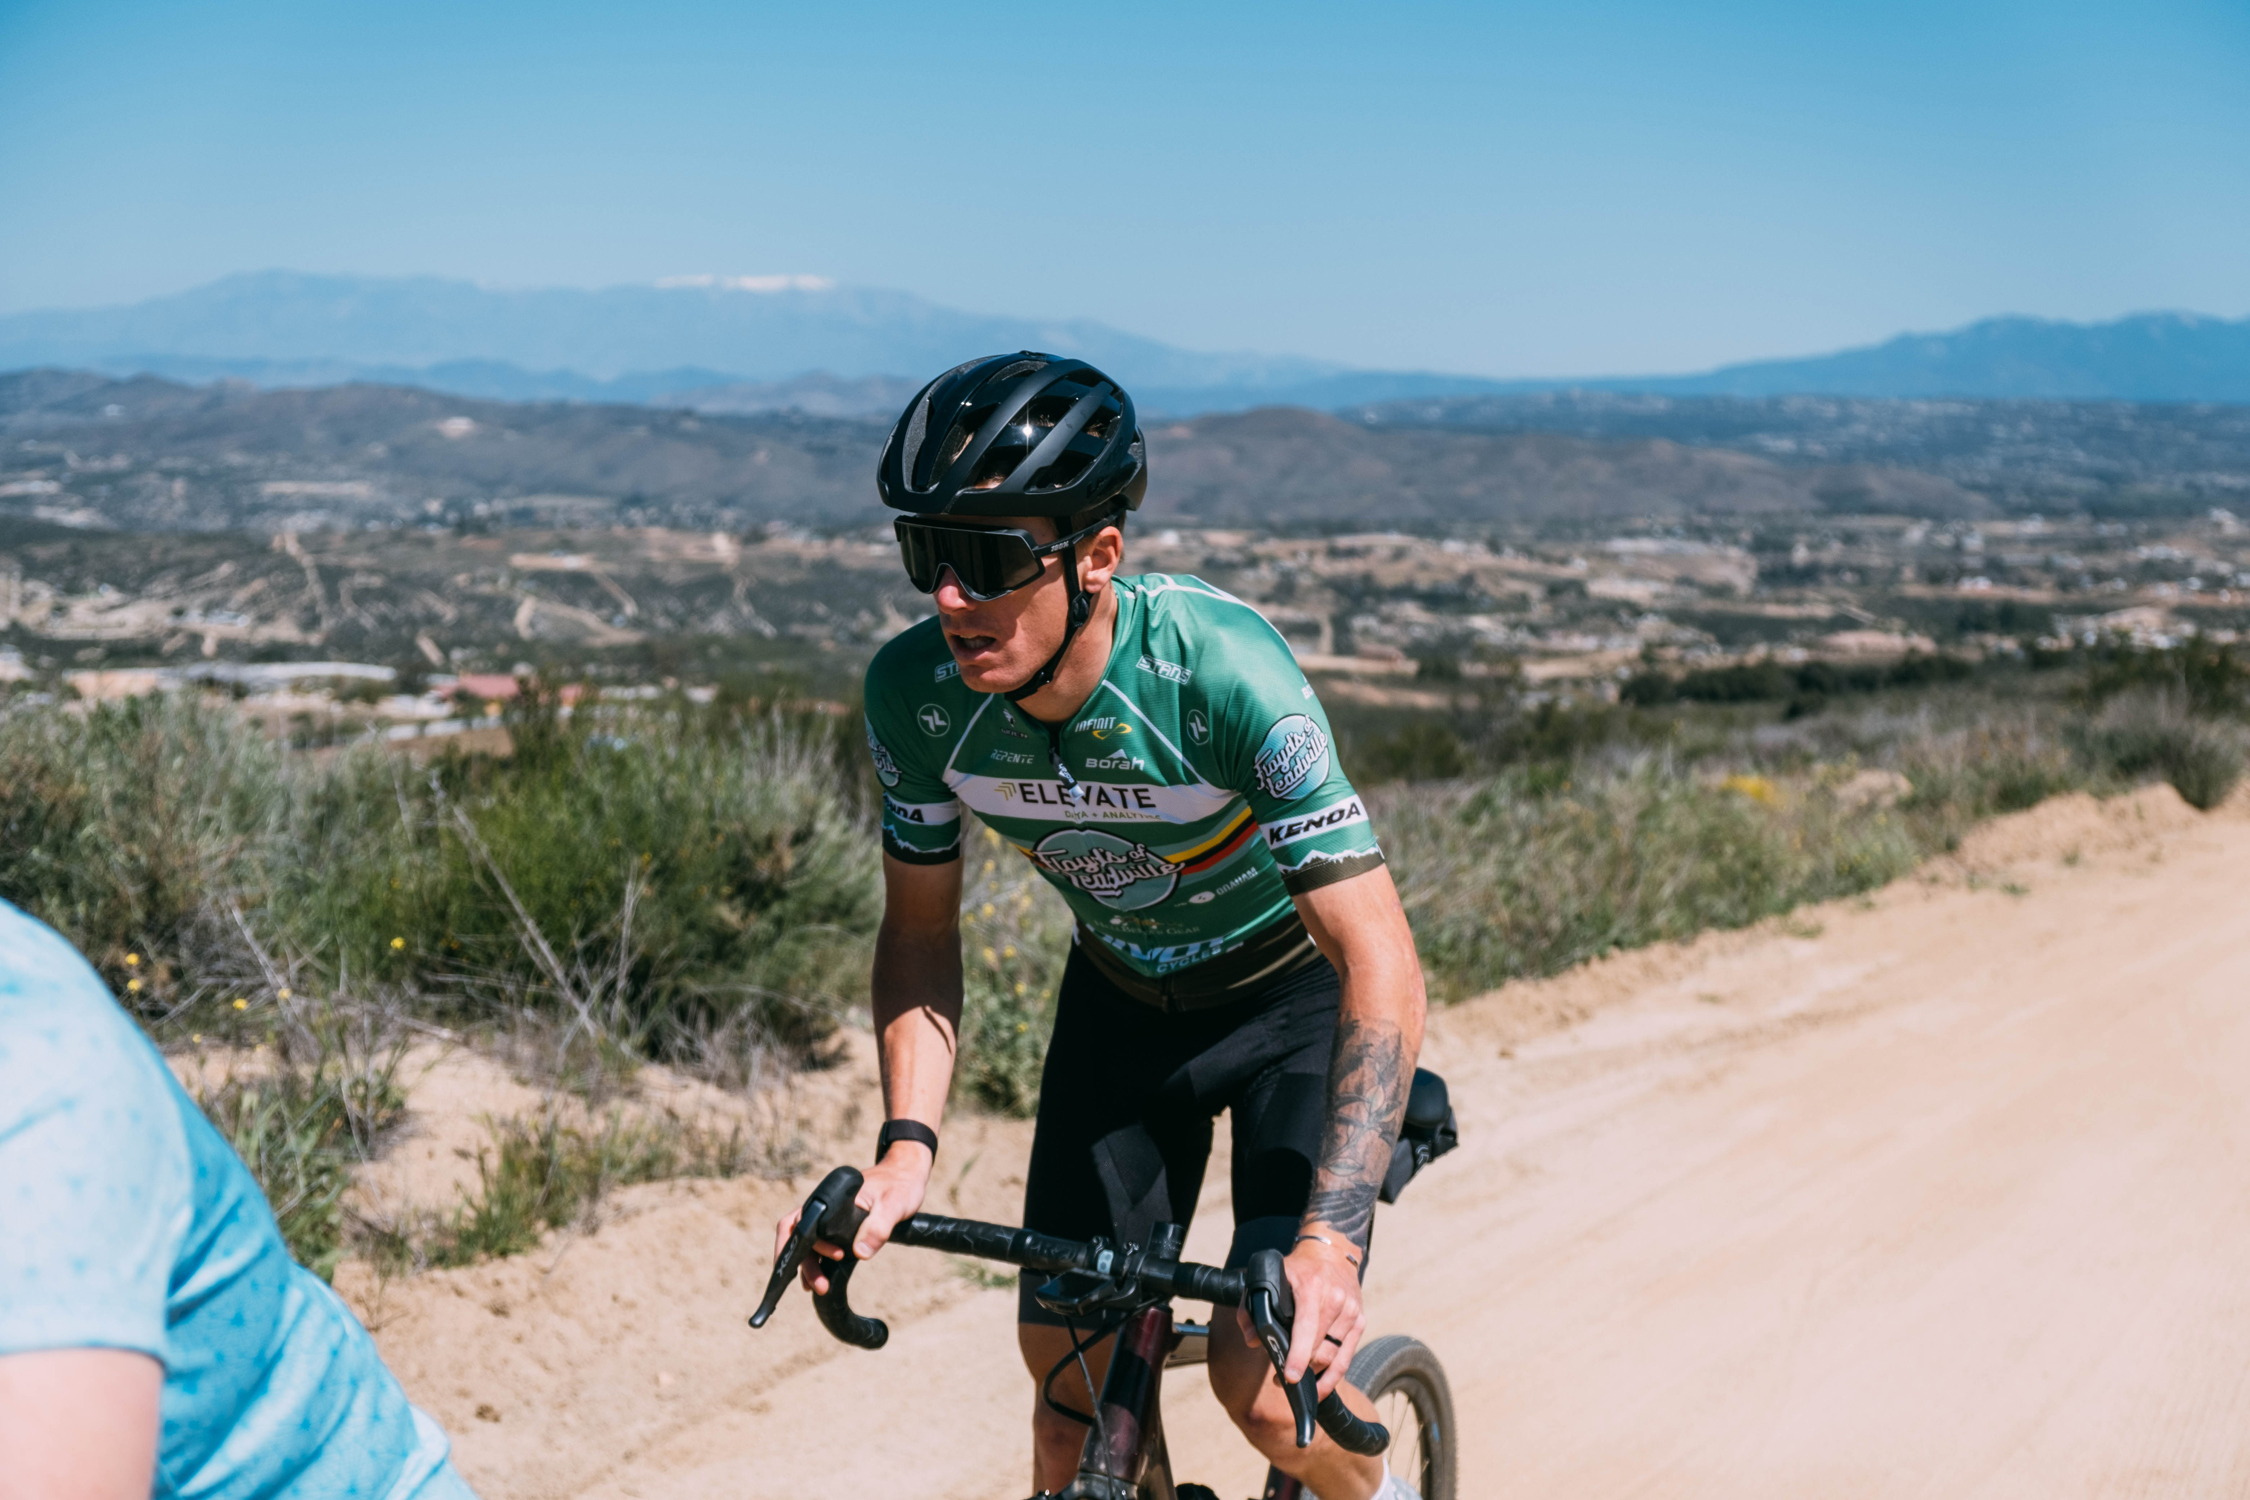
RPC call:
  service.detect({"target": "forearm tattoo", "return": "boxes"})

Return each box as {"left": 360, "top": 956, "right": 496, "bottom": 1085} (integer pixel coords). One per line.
{"left": 1302, "top": 1016, "right": 1408, "bottom": 1249}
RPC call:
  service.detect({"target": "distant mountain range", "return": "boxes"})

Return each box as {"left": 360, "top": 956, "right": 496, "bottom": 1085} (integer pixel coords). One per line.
{"left": 3, "top": 273, "right": 2248, "bottom": 416}
{"left": 0, "top": 370, "right": 1992, "bottom": 534}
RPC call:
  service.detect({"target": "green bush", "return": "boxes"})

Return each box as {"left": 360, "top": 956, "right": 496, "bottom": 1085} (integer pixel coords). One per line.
{"left": 1357, "top": 722, "right": 1474, "bottom": 783}
{"left": 2081, "top": 637, "right": 2250, "bottom": 717}
{"left": 425, "top": 1108, "right": 756, "bottom": 1266}
{"left": 1380, "top": 765, "right": 1924, "bottom": 1001}
{"left": 2074, "top": 693, "right": 2246, "bottom": 811}
{"left": 1623, "top": 654, "right": 1974, "bottom": 709}
{"left": 0, "top": 691, "right": 882, "bottom": 1064}
{"left": 0, "top": 695, "right": 291, "bottom": 1002}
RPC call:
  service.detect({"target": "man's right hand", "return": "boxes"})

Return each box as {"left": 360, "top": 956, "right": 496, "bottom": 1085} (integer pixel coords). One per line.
{"left": 773, "top": 1144, "right": 934, "bottom": 1294}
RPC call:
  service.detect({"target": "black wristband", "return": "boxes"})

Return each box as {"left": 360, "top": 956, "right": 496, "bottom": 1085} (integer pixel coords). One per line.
{"left": 876, "top": 1119, "right": 939, "bottom": 1162}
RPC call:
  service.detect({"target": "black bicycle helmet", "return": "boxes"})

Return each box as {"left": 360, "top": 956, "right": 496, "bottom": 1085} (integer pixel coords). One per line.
{"left": 878, "top": 352, "right": 1146, "bottom": 519}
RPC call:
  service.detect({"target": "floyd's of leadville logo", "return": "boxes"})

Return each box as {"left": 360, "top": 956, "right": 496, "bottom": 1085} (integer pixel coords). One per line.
{"left": 865, "top": 719, "right": 901, "bottom": 788}
{"left": 1262, "top": 793, "right": 1368, "bottom": 850}
{"left": 1253, "top": 713, "right": 1330, "bottom": 801}
{"left": 916, "top": 703, "right": 951, "bottom": 737}
{"left": 1186, "top": 708, "right": 1210, "bottom": 745}
{"left": 1031, "top": 827, "right": 1178, "bottom": 910}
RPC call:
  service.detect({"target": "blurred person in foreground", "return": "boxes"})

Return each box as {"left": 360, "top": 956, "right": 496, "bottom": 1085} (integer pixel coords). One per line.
{"left": 0, "top": 897, "right": 478, "bottom": 1500}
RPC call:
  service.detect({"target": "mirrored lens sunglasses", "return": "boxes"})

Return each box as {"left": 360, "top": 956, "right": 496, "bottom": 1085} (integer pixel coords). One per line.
{"left": 893, "top": 515, "right": 1111, "bottom": 602}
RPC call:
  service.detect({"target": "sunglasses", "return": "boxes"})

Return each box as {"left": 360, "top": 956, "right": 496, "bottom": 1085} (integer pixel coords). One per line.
{"left": 893, "top": 514, "right": 1114, "bottom": 602}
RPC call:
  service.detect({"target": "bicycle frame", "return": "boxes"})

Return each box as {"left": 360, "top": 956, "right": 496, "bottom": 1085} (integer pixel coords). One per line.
{"left": 1044, "top": 1300, "right": 1317, "bottom": 1500}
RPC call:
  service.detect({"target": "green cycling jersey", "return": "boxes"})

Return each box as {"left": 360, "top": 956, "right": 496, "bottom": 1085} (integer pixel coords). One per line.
{"left": 865, "top": 573, "right": 1384, "bottom": 990}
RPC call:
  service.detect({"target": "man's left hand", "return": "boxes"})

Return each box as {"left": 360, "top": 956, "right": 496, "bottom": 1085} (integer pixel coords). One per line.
{"left": 1262, "top": 1235, "right": 1365, "bottom": 1396}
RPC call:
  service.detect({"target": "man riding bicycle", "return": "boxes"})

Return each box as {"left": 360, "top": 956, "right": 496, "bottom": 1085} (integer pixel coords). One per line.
{"left": 776, "top": 353, "right": 1428, "bottom": 1500}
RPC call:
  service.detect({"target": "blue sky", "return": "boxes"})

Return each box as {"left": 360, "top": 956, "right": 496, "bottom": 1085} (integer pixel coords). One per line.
{"left": 1, "top": 0, "right": 2245, "bottom": 377}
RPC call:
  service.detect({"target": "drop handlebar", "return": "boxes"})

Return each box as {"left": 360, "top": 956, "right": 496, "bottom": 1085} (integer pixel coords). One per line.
{"left": 750, "top": 1166, "right": 1387, "bottom": 1456}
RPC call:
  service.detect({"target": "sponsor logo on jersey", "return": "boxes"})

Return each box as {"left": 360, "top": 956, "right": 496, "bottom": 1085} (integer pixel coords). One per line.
{"left": 1086, "top": 753, "right": 1146, "bottom": 772}
{"left": 1216, "top": 864, "right": 1267, "bottom": 895}
{"left": 1032, "top": 828, "right": 1179, "bottom": 910}
{"left": 1073, "top": 714, "right": 1132, "bottom": 740}
{"left": 1261, "top": 793, "right": 1369, "bottom": 851}
{"left": 1094, "top": 931, "right": 1242, "bottom": 974}
{"left": 987, "top": 748, "right": 1037, "bottom": 766}
{"left": 934, "top": 660, "right": 960, "bottom": 682}
{"left": 883, "top": 794, "right": 960, "bottom": 826}
{"left": 960, "top": 774, "right": 1237, "bottom": 825}
{"left": 1188, "top": 891, "right": 1215, "bottom": 904}
{"left": 1185, "top": 708, "right": 1210, "bottom": 745}
{"left": 916, "top": 703, "right": 951, "bottom": 737}
{"left": 865, "top": 718, "right": 901, "bottom": 789}
{"left": 989, "top": 779, "right": 1164, "bottom": 816}
{"left": 1137, "top": 653, "right": 1193, "bottom": 686}
{"left": 1253, "top": 714, "right": 1330, "bottom": 801}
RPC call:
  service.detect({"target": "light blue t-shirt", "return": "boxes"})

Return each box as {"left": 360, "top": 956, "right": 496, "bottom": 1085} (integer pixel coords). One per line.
{"left": 0, "top": 900, "right": 474, "bottom": 1500}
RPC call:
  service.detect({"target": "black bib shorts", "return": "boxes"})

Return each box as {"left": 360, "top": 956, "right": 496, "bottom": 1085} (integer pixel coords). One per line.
{"left": 1017, "top": 936, "right": 1345, "bottom": 1327}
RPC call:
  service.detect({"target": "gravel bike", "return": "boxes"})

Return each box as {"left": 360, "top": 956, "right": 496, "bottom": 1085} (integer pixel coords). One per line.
{"left": 751, "top": 1072, "right": 1461, "bottom": 1500}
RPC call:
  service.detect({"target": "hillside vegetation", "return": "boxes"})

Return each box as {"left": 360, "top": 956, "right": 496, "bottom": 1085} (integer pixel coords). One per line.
{"left": 5, "top": 641, "right": 2244, "bottom": 1276}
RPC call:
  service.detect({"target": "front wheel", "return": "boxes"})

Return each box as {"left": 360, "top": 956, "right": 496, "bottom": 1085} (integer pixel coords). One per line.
{"left": 1345, "top": 1336, "right": 1455, "bottom": 1500}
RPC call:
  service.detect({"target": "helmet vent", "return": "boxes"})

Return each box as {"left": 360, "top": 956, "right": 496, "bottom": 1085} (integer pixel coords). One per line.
{"left": 898, "top": 396, "right": 932, "bottom": 489}
{"left": 938, "top": 402, "right": 997, "bottom": 473}
{"left": 991, "top": 358, "right": 1047, "bottom": 384}
{"left": 1027, "top": 450, "right": 1096, "bottom": 492}
{"left": 968, "top": 443, "right": 1031, "bottom": 491}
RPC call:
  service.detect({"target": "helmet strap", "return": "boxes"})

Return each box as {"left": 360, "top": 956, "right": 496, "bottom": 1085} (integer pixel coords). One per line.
{"left": 1004, "top": 540, "right": 1096, "bottom": 706}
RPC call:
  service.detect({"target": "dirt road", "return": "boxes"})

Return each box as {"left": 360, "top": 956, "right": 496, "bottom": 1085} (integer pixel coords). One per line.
{"left": 361, "top": 787, "right": 2250, "bottom": 1498}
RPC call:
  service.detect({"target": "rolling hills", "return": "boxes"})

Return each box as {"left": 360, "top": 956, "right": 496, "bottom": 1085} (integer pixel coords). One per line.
{"left": 0, "top": 372, "right": 1989, "bottom": 534}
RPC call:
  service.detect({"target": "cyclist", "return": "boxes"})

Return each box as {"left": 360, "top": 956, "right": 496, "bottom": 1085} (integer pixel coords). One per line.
{"left": 776, "top": 354, "right": 1428, "bottom": 1500}
{"left": 0, "top": 897, "right": 479, "bottom": 1500}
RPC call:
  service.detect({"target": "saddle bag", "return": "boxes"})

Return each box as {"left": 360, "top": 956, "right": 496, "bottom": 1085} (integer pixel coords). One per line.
{"left": 1378, "top": 1068, "right": 1460, "bottom": 1205}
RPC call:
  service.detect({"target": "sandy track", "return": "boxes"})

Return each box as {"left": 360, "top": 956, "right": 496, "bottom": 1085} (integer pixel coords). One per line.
{"left": 360, "top": 787, "right": 2250, "bottom": 1498}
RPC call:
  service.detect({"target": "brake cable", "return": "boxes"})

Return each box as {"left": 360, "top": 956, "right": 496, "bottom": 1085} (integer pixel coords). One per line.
{"left": 1041, "top": 1315, "right": 1115, "bottom": 1450}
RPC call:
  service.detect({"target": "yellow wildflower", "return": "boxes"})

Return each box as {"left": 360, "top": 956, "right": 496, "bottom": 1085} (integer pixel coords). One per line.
{"left": 1003, "top": 945, "right": 1016, "bottom": 959}
{"left": 232, "top": 998, "right": 248, "bottom": 1010}
{"left": 125, "top": 953, "right": 140, "bottom": 967}
{"left": 126, "top": 978, "right": 142, "bottom": 993}
{"left": 390, "top": 936, "right": 405, "bottom": 950}
{"left": 1721, "top": 774, "right": 1782, "bottom": 806}
{"left": 277, "top": 987, "right": 292, "bottom": 1000}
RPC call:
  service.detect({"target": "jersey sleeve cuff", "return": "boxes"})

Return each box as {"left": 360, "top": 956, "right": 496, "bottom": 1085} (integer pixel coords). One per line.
{"left": 1277, "top": 848, "right": 1386, "bottom": 895}
{"left": 881, "top": 831, "right": 961, "bottom": 865}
